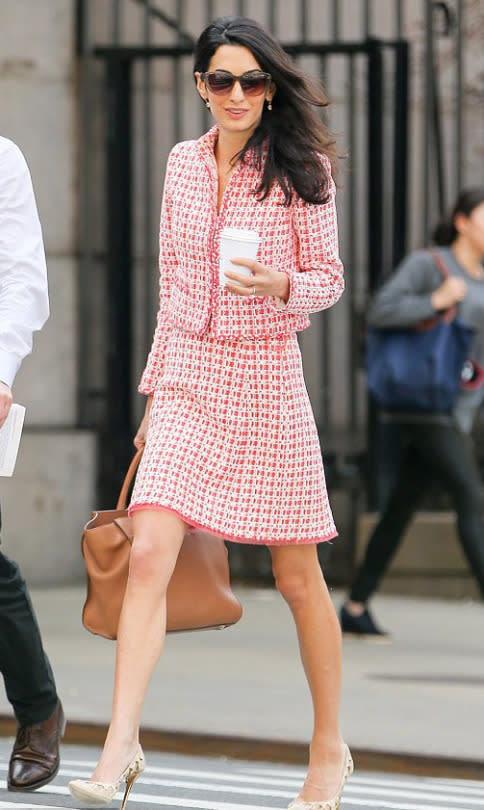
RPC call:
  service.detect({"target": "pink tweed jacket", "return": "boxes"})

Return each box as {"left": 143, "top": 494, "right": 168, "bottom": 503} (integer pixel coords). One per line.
{"left": 139, "top": 125, "right": 344, "bottom": 395}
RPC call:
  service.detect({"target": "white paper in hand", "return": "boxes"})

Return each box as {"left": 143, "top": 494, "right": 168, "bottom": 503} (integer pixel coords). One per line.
{"left": 0, "top": 404, "right": 26, "bottom": 476}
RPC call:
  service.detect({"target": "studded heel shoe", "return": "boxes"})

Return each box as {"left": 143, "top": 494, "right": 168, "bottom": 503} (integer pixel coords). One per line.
{"left": 287, "top": 745, "right": 353, "bottom": 810}
{"left": 68, "top": 746, "right": 145, "bottom": 809}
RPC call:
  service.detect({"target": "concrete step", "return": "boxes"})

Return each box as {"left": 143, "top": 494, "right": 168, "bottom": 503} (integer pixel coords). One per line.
{"left": 1, "top": 429, "right": 97, "bottom": 585}
{"left": 357, "top": 511, "right": 480, "bottom": 599}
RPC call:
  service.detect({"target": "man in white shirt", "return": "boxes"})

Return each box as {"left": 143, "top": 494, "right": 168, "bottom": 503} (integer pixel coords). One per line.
{"left": 0, "top": 136, "right": 65, "bottom": 791}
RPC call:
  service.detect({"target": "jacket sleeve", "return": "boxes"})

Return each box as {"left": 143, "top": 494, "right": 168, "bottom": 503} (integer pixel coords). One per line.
{"left": 269, "top": 156, "right": 344, "bottom": 316}
{"left": 368, "top": 251, "right": 441, "bottom": 328}
{"left": 138, "top": 148, "right": 179, "bottom": 395}
{"left": 0, "top": 140, "right": 49, "bottom": 387}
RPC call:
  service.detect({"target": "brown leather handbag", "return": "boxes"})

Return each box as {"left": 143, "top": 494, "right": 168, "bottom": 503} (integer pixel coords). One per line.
{"left": 81, "top": 449, "right": 242, "bottom": 639}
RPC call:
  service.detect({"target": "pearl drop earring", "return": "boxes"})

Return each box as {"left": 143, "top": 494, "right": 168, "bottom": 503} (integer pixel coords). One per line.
{"left": 205, "top": 99, "right": 210, "bottom": 109}
{"left": 267, "top": 100, "right": 273, "bottom": 111}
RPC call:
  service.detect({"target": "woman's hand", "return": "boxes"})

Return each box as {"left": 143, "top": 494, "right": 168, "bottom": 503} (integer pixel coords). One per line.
{"left": 431, "top": 276, "right": 467, "bottom": 311}
{"left": 134, "top": 395, "right": 153, "bottom": 450}
{"left": 224, "top": 258, "right": 290, "bottom": 303}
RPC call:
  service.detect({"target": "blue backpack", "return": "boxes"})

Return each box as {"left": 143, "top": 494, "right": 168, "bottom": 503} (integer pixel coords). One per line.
{"left": 367, "top": 251, "right": 474, "bottom": 413}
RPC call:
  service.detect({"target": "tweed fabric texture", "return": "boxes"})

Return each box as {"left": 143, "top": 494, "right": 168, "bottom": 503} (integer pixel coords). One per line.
{"left": 132, "top": 126, "right": 344, "bottom": 544}
{"left": 139, "top": 125, "right": 344, "bottom": 396}
{"left": 131, "top": 331, "right": 337, "bottom": 545}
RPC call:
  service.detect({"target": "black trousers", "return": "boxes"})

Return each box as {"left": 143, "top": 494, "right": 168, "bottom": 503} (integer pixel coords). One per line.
{"left": 0, "top": 507, "right": 58, "bottom": 726}
{"left": 350, "top": 422, "right": 484, "bottom": 603}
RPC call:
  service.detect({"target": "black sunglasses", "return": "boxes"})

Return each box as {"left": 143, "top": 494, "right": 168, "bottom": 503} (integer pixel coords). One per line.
{"left": 201, "top": 70, "right": 272, "bottom": 97}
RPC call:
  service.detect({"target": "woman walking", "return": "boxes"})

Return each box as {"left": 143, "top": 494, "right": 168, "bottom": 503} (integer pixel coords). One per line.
{"left": 341, "top": 188, "right": 484, "bottom": 639}
{"left": 70, "top": 16, "right": 351, "bottom": 810}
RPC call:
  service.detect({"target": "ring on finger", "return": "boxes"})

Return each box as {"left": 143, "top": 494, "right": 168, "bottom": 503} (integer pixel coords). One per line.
{"left": 252, "top": 285, "right": 256, "bottom": 295}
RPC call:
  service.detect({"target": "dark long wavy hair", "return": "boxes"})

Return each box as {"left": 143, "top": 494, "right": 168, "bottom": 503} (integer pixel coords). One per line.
{"left": 193, "top": 16, "right": 338, "bottom": 206}
{"left": 432, "top": 187, "right": 484, "bottom": 246}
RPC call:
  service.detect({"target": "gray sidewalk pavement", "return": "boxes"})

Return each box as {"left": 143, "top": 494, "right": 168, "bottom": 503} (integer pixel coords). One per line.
{"left": 1, "top": 585, "right": 482, "bottom": 764}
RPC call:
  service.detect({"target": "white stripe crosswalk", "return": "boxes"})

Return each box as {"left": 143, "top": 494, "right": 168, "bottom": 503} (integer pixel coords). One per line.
{"left": 0, "top": 804, "right": 61, "bottom": 810}
{"left": 0, "top": 754, "right": 483, "bottom": 810}
{"left": 54, "top": 759, "right": 484, "bottom": 800}
{"left": 54, "top": 760, "right": 484, "bottom": 804}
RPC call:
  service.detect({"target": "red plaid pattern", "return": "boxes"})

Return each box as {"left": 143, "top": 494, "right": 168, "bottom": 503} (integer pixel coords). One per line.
{"left": 131, "top": 332, "right": 337, "bottom": 544}
{"left": 132, "top": 126, "right": 344, "bottom": 544}
{"left": 139, "top": 125, "right": 344, "bottom": 395}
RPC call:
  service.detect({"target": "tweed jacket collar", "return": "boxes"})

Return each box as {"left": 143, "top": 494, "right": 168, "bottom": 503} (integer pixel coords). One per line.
{"left": 195, "top": 124, "right": 267, "bottom": 177}
{"left": 195, "top": 124, "right": 219, "bottom": 169}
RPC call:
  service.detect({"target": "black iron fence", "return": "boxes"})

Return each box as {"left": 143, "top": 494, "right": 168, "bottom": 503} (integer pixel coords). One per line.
{"left": 75, "top": 0, "right": 475, "bottom": 581}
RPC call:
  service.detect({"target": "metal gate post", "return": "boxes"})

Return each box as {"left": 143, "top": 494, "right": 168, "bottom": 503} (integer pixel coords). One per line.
{"left": 392, "top": 39, "right": 409, "bottom": 268}
{"left": 100, "top": 54, "right": 133, "bottom": 507}
{"left": 366, "top": 39, "right": 410, "bottom": 512}
{"left": 366, "top": 40, "right": 388, "bottom": 511}
{"left": 367, "top": 41, "right": 384, "bottom": 294}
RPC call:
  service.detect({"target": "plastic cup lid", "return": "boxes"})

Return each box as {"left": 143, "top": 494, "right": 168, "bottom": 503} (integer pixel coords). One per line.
{"left": 220, "top": 227, "right": 261, "bottom": 242}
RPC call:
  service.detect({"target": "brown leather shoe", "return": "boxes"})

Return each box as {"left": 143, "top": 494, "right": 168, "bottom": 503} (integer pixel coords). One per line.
{"left": 8, "top": 699, "right": 66, "bottom": 791}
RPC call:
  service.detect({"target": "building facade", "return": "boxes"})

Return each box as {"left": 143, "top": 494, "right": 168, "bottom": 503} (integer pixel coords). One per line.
{"left": 0, "top": 0, "right": 482, "bottom": 587}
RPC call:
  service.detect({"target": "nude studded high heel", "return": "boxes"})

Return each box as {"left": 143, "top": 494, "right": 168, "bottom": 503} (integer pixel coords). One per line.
{"left": 68, "top": 746, "right": 145, "bottom": 809}
{"left": 287, "top": 745, "right": 353, "bottom": 810}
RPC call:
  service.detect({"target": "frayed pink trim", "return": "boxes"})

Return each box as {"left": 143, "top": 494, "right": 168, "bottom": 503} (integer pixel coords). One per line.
{"left": 128, "top": 502, "right": 337, "bottom": 546}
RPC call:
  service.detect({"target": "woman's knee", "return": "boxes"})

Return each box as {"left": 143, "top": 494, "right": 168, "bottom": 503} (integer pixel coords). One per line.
{"left": 452, "top": 480, "right": 484, "bottom": 516}
{"left": 128, "top": 534, "right": 180, "bottom": 588}
{"left": 128, "top": 510, "right": 186, "bottom": 585}
{"left": 273, "top": 559, "right": 322, "bottom": 609}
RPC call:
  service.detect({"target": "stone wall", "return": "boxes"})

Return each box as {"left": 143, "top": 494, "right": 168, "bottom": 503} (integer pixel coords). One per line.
{"left": 0, "top": 0, "right": 96, "bottom": 584}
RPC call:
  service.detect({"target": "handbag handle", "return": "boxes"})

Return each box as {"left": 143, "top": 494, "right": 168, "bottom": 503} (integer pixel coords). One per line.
{"left": 428, "top": 249, "right": 455, "bottom": 324}
{"left": 117, "top": 449, "right": 144, "bottom": 510}
{"left": 428, "top": 248, "right": 450, "bottom": 280}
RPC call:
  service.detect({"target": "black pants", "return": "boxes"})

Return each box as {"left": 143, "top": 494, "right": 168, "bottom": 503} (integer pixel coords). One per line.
{"left": 0, "top": 507, "right": 58, "bottom": 726}
{"left": 350, "top": 422, "right": 484, "bottom": 603}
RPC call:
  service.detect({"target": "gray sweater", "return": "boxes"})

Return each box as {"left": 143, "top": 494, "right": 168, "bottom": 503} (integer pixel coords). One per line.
{"left": 369, "top": 247, "right": 484, "bottom": 432}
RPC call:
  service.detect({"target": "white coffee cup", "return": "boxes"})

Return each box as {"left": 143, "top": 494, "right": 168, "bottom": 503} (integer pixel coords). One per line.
{"left": 219, "top": 227, "right": 261, "bottom": 286}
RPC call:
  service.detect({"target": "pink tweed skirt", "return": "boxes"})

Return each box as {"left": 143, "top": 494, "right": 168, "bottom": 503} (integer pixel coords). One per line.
{"left": 129, "top": 328, "right": 337, "bottom": 545}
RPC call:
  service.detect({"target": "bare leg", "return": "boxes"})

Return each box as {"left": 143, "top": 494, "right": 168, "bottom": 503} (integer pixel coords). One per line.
{"left": 270, "top": 544, "right": 346, "bottom": 803}
{"left": 91, "top": 509, "right": 187, "bottom": 783}
{"left": 345, "top": 600, "right": 365, "bottom": 616}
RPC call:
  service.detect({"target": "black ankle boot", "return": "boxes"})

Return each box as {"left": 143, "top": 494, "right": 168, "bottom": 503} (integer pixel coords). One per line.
{"left": 340, "top": 604, "right": 390, "bottom": 641}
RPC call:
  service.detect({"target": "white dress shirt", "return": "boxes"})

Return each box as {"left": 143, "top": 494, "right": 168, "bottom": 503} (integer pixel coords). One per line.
{"left": 0, "top": 136, "right": 49, "bottom": 388}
